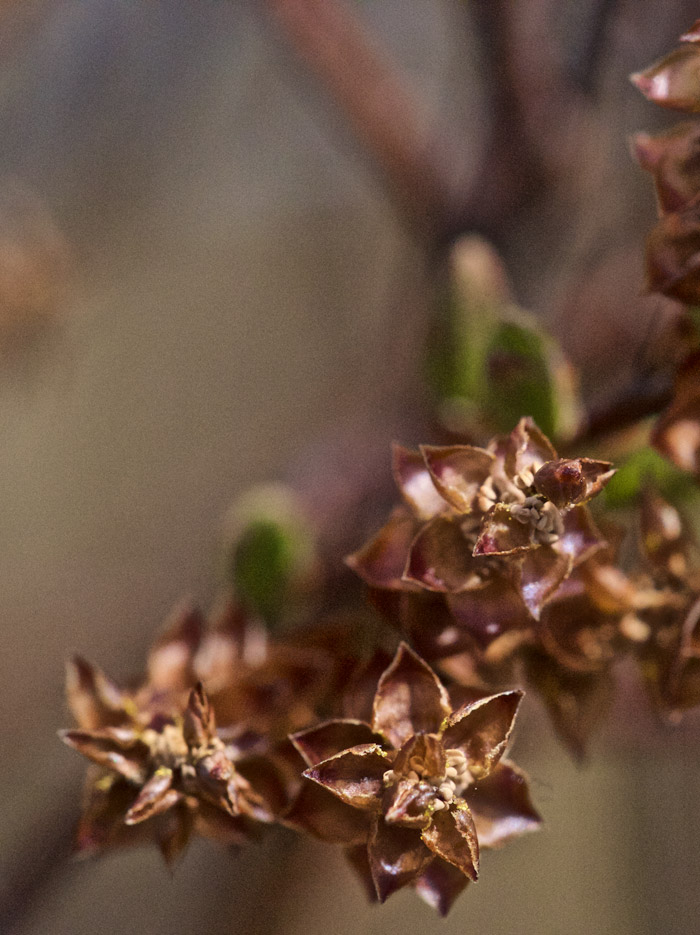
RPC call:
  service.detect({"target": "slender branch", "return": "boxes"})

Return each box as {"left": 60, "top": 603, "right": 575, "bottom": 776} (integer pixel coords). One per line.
{"left": 261, "top": 0, "right": 467, "bottom": 244}
{"left": 570, "top": 376, "right": 672, "bottom": 446}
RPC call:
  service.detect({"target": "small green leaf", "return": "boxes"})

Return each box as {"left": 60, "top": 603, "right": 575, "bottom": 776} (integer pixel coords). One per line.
{"left": 223, "top": 484, "right": 317, "bottom": 629}
{"left": 604, "top": 445, "right": 698, "bottom": 507}
{"left": 428, "top": 237, "right": 581, "bottom": 442}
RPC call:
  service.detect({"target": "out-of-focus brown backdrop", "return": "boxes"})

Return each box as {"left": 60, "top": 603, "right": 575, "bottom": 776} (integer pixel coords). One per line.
{"left": 2, "top": 2, "right": 699, "bottom": 933}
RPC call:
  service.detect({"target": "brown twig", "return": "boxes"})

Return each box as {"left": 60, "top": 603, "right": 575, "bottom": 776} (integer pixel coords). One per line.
{"left": 261, "top": 0, "right": 468, "bottom": 244}
{"left": 570, "top": 376, "right": 672, "bottom": 446}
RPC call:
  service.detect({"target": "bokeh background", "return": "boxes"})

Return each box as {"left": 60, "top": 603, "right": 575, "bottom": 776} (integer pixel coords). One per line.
{"left": 2, "top": 1, "right": 699, "bottom": 933}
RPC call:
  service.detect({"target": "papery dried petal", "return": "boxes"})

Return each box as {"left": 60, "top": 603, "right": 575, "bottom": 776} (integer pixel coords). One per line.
{"left": 291, "top": 719, "right": 383, "bottom": 767}
{"left": 420, "top": 444, "right": 494, "bottom": 514}
{"left": 631, "top": 46, "right": 700, "bottom": 113}
{"left": 651, "top": 356, "right": 700, "bottom": 473}
{"left": 533, "top": 458, "right": 614, "bottom": 508}
{"left": 372, "top": 643, "right": 452, "bottom": 748}
{"left": 504, "top": 417, "right": 557, "bottom": 479}
{"left": 368, "top": 815, "right": 434, "bottom": 901}
{"left": 537, "top": 593, "right": 620, "bottom": 673}
{"left": 303, "top": 745, "right": 388, "bottom": 809}
{"left": 632, "top": 123, "right": 700, "bottom": 214}
{"left": 442, "top": 691, "right": 522, "bottom": 779}
{"left": 344, "top": 843, "right": 379, "bottom": 903}
{"left": 392, "top": 443, "right": 448, "bottom": 520}
{"left": 413, "top": 857, "right": 470, "bottom": 916}
{"left": 193, "top": 801, "right": 255, "bottom": 846}
{"left": 447, "top": 579, "right": 532, "bottom": 650}
{"left": 517, "top": 545, "right": 574, "bottom": 618}
{"left": 682, "top": 20, "right": 700, "bottom": 43}
{"left": 182, "top": 682, "right": 216, "bottom": 749}
{"left": 421, "top": 802, "right": 479, "bottom": 881}
{"left": 404, "top": 517, "right": 478, "bottom": 592}
{"left": 60, "top": 727, "right": 149, "bottom": 783}
{"left": 639, "top": 488, "right": 690, "bottom": 576}
{"left": 556, "top": 506, "right": 605, "bottom": 568}
{"left": 467, "top": 760, "right": 542, "bottom": 847}
{"left": 342, "top": 649, "right": 394, "bottom": 722}
{"left": 282, "top": 782, "right": 370, "bottom": 844}
{"left": 645, "top": 198, "right": 700, "bottom": 303}
{"left": 125, "top": 768, "right": 181, "bottom": 825}
{"left": 74, "top": 774, "right": 142, "bottom": 855}
{"left": 65, "top": 656, "right": 125, "bottom": 730}
{"left": 523, "top": 649, "right": 614, "bottom": 760}
{"left": 156, "top": 801, "right": 194, "bottom": 867}
{"left": 473, "top": 503, "right": 536, "bottom": 556}
{"left": 284, "top": 780, "right": 371, "bottom": 844}
{"left": 345, "top": 509, "right": 419, "bottom": 590}
{"left": 384, "top": 780, "right": 437, "bottom": 829}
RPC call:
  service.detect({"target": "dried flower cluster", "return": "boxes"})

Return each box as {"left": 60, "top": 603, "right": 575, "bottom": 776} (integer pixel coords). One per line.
{"left": 61, "top": 601, "right": 539, "bottom": 914}
{"left": 57, "top": 19, "right": 700, "bottom": 922}
{"left": 632, "top": 22, "right": 700, "bottom": 475}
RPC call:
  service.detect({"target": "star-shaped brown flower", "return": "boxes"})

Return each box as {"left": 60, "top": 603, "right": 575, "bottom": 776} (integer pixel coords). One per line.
{"left": 285, "top": 643, "right": 540, "bottom": 914}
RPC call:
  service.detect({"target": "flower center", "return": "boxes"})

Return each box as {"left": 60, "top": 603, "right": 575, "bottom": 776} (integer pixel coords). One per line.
{"left": 510, "top": 495, "right": 563, "bottom": 544}
{"left": 382, "top": 748, "right": 471, "bottom": 812}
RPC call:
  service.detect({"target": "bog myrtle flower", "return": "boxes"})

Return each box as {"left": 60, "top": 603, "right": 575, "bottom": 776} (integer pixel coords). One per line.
{"left": 285, "top": 643, "right": 540, "bottom": 914}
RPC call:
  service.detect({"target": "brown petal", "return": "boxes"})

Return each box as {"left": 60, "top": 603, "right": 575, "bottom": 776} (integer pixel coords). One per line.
{"left": 467, "top": 760, "right": 541, "bottom": 847}
{"left": 505, "top": 417, "right": 557, "bottom": 478}
{"left": 383, "top": 780, "right": 436, "bottom": 829}
{"left": 303, "top": 745, "right": 388, "bottom": 809}
{"left": 404, "top": 516, "right": 479, "bottom": 592}
{"left": 537, "top": 593, "right": 620, "bottom": 673}
{"left": 291, "top": 720, "right": 381, "bottom": 767}
{"left": 65, "top": 656, "right": 125, "bottom": 730}
{"left": 284, "top": 780, "right": 371, "bottom": 844}
{"left": 442, "top": 691, "right": 522, "bottom": 779}
{"left": 473, "top": 504, "right": 535, "bottom": 556}
{"left": 368, "top": 815, "right": 434, "bottom": 901}
{"left": 194, "top": 801, "right": 255, "bottom": 846}
{"left": 74, "top": 773, "right": 141, "bottom": 855}
{"left": 631, "top": 46, "right": 700, "bottom": 113}
{"left": 194, "top": 749, "right": 241, "bottom": 816}
{"left": 372, "top": 643, "right": 452, "bottom": 748}
{"left": 447, "top": 579, "right": 532, "bottom": 650}
{"left": 392, "top": 443, "right": 448, "bottom": 520}
{"left": 156, "top": 801, "right": 194, "bottom": 867}
{"left": 556, "top": 506, "right": 605, "bottom": 568}
{"left": 682, "top": 20, "right": 700, "bottom": 42}
{"left": 413, "top": 857, "right": 470, "bottom": 916}
{"left": 420, "top": 444, "right": 494, "bottom": 514}
{"left": 523, "top": 648, "right": 615, "bottom": 760}
{"left": 60, "top": 727, "right": 149, "bottom": 783}
{"left": 533, "top": 458, "right": 614, "bottom": 508}
{"left": 645, "top": 198, "right": 700, "bottom": 303}
{"left": 182, "top": 682, "right": 216, "bottom": 748}
{"left": 342, "top": 650, "right": 394, "bottom": 722}
{"left": 632, "top": 122, "right": 700, "bottom": 214}
{"left": 147, "top": 599, "right": 203, "bottom": 692}
{"left": 421, "top": 802, "right": 479, "bottom": 881}
{"left": 344, "top": 843, "right": 379, "bottom": 904}
{"left": 125, "top": 769, "right": 181, "bottom": 825}
{"left": 517, "top": 546, "right": 573, "bottom": 618}
{"left": 345, "top": 509, "right": 419, "bottom": 590}
{"left": 652, "top": 361, "right": 700, "bottom": 473}
{"left": 639, "top": 488, "right": 689, "bottom": 575}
